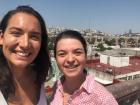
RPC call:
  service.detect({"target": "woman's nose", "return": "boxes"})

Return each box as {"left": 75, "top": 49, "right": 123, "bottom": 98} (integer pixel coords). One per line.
{"left": 67, "top": 53, "right": 75, "bottom": 63}
{"left": 19, "top": 34, "right": 30, "bottom": 49}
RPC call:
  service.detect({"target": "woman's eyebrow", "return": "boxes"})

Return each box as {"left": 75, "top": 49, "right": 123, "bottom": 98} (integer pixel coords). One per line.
{"left": 9, "top": 27, "right": 22, "bottom": 31}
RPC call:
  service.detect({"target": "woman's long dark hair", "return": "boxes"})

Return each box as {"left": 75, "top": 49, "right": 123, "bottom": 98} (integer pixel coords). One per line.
{"left": 0, "top": 5, "right": 51, "bottom": 99}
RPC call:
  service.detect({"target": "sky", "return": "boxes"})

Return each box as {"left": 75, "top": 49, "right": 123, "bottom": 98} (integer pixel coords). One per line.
{"left": 0, "top": 0, "right": 140, "bottom": 34}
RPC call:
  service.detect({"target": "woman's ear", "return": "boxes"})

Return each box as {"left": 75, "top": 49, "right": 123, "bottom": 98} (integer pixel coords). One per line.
{"left": 0, "top": 30, "right": 4, "bottom": 45}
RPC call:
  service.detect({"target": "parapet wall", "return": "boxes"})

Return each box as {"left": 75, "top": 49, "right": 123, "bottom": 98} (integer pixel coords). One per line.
{"left": 106, "top": 78, "right": 140, "bottom": 105}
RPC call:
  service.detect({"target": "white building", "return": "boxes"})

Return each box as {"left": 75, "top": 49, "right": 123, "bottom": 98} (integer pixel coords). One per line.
{"left": 100, "top": 54, "right": 129, "bottom": 67}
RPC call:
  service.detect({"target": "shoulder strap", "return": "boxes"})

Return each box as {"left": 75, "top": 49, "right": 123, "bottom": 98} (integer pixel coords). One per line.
{"left": 0, "top": 91, "right": 8, "bottom": 105}
{"left": 37, "top": 84, "right": 47, "bottom": 105}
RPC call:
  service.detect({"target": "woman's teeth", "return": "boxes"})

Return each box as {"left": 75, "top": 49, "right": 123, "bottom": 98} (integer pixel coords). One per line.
{"left": 16, "top": 52, "right": 30, "bottom": 57}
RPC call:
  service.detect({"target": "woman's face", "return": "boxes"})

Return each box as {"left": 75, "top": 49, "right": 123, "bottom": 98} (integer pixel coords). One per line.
{"left": 0, "top": 12, "right": 42, "bottom": 70}
{"left": 55, "top": 38, "right": 86, "bottom": 78}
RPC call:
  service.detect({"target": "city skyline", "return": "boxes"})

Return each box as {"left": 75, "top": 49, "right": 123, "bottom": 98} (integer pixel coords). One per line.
{"left": 0, "top": 0, "right": 140, "bottom": 34}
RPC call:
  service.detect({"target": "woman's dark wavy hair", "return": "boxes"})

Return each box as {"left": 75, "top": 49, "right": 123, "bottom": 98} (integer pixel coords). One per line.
{"left": 0, "top": 5, "right": 51, "bottom": 99}
{"left": 54, "top": 30, "right": 87, "bottom": 57}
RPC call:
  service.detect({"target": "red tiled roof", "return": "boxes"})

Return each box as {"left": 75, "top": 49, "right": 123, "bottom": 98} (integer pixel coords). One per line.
{"left": 86, "top": 56, "right": 140, "bottom": 75}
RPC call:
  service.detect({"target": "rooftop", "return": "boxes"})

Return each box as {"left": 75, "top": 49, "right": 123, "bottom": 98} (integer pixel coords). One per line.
{"left": 86, "top": 56, "right": 140, "bottom": 75}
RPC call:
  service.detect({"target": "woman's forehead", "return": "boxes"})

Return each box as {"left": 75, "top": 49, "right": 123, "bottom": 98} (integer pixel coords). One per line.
{"left": 56, "top": 38, "right": 84, "bottom": 50}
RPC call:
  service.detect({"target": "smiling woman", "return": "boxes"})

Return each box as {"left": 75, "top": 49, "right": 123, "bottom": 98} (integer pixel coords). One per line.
{"left": 1, "top": 12, "right": 42, "bottom": 70}
{"left": 48, "top": 30, "right": 118, "bottom": 105}
{"left": 0, "top": 5, "right": 51, "bottom": 105}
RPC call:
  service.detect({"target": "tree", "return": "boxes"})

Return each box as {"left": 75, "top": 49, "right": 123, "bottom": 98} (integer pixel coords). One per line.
{"left": 105, "top": 38, "right": 115, "bottom": 46}
{"left": 89, "top": 37, "right": 95, "bottom": 44}
{"left": 118, "top": 38, "right": 125, "bottom": 47}
{"left": 106, "top": 47, "right": 113, "bottom": 50}
{"left": 48, "top": 37, "right": 54, "bottom": 50}
{"left": 48, "top": 41, "right": 54, "bottom": 50}
{"left": 96, "top": 43, "right": 106, "bottom": 51}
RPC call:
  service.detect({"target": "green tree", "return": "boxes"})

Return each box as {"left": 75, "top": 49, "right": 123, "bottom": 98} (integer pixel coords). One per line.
{"left": 106, "top": 47, "right": 113, "bottom": 50}
{"left": 96, "top": 43, "right": 106, "bottom": 51}
{"left": 89, "top": 37, "right": 95, "bottom": 44}
{"left": 48, "top": 37, "right": 54, "bottom": 50}
{"left": 48, "top": 41, "right": 54, "bottom": 50}
{"left": 105, "top": 38, "right": 115, "bottom": 46}
{"left": 118, "top": 38, "right": 125, "bottom": 47}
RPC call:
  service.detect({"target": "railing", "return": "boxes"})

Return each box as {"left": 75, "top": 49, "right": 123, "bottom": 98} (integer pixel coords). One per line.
{"left": 106, "top": 78, "right": 140, "bottom": 105}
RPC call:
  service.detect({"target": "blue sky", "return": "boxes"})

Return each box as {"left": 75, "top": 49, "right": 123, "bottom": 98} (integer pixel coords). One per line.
{"left": 0, "top": 0, "right": 140, "bottom": 34}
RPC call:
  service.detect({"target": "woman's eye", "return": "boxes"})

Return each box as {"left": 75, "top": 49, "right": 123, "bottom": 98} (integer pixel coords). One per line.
{"left": 30, "top": 32, "right": 41, "bottom": 40}
{"left": 11, "top": 31, "right": 21, "bottom": 36}
{"left": 31, "top": 34, "right": 39, "bottom": 40}
{"left": 57, "top": 52, "right": 66, "bottom": 57}
{"left": 75, "top": 51, "right": 82, "bottom": 55}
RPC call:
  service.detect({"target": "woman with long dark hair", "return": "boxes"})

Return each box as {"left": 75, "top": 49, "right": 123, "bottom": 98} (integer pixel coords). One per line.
{"left": 0, "top": 5, "right": 51, "bottom": 105}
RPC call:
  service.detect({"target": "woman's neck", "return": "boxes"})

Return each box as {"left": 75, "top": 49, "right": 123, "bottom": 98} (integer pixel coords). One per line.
{"left": 8, "top": 67, "right": 39, "bottom": 105}
{"left": 10, "top": 65, "right": 32, "bottom": 80}
{"left": 63, "top": 73, "right": 86, "bottom": 94}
